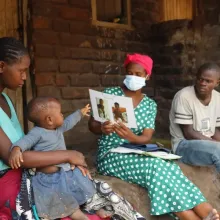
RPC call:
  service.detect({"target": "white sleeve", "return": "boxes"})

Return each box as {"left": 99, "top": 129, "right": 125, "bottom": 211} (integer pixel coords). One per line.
{"left": 173, "top": 94, "right": 193, "bottom": 125}
{"left": 214, "top": 93, "right": 220, "bottom": 127}
{"left": 216, "top": 117, "right": 220, "bottom": 127}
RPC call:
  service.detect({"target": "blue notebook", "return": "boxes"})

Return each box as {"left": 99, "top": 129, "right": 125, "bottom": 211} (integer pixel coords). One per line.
{"left": 120, "top": 143, "right": 170, "bottom": 153}
{"left": 111, "top": 143, "right": 181, "bottom": 160}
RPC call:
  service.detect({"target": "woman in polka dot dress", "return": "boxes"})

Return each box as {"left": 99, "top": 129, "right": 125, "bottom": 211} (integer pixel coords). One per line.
{"left": 88, "top": 54, "right": 219, "bottom": 220}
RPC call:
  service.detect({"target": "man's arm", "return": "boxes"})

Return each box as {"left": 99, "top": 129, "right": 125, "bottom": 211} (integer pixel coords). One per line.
{"left": 179, "top": 124, "right": 212, "bottom": 141}
{"left": 212, "top": 128, "right": 220, "bottom": 142}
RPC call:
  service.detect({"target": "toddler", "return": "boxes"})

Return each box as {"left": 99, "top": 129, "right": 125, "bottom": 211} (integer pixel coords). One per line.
{"left": 9, "top": 97, "right": 108, "bottom": 220}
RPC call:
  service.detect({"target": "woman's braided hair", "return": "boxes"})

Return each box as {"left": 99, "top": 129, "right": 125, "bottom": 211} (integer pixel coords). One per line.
{"left": 0, "top": 37, "right": 28, "bottom": 65}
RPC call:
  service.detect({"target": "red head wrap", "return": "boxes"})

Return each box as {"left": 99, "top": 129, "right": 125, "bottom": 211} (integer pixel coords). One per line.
{"left": 124, "top": 53, "right": 153, "bottom": 76}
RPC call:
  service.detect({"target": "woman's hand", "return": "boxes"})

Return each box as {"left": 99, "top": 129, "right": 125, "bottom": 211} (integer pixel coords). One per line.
{"left": 68, "top": 150, "right": 87, "bottom": 167}
{"left": 113, "top": 122, "right": 136, "bottom": 142}
{"left": 101, "top": 121, "right": 114, "bottom": 135}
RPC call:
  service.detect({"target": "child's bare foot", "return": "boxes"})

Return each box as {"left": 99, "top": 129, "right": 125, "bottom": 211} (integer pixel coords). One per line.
{"left": 96, "top": 208, "right": 112, "bottom": 218}
{"left": 204, "top": 209, "right": 219, "bottom": 220}
{"left": 70, "top": 209, "right": 89, "bottom": 220}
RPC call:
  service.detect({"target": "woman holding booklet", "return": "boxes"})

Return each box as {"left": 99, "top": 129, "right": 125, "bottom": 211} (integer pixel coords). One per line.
{"left": 88, "top": 53, "right": 219, "bottom": 220}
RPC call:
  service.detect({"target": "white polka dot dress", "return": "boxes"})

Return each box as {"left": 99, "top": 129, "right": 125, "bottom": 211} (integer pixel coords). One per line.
{"left": 96, "top": 87, "right": 206, "bottom": 218}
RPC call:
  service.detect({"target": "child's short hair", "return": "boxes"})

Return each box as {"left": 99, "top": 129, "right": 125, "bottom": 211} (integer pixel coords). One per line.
{"left": 27, "top": 97, "right": 59, "bottom": 124}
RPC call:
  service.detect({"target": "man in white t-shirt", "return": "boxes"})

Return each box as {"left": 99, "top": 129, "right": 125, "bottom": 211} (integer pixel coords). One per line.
{"left": 169, "top": 62, "right": 220, "bottom": 172}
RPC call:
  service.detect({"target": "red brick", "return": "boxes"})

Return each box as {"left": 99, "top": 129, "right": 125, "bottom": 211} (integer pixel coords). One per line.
{"left": 33, "top": 4, "right": 60, "bottom": 17}
{"left": 71, "top": 48, "right": 100, "bottom": 60}
{"left": 56, "top": 75, "right": 69, "bottom": 86}
{"left": 101, "top": 75, "right": 124, "bottom": 86}
{"left": 61, "top": 87, "right": 89, "bottom": 99}
{"left": 114, "top": 39, "right": 128, "bottom": 51}
{"left": 60, "top": 7, "right": 90, "bottom": 21}
{"left": 87, "top": 37, "right": 127, "bottom": 51}
{"left": 97, "top": 28, "right": 116, "bottom": 38}
{"left": 59, "top": 60, "right": 92, "bottom": 73}
{"left": 93, "top": 62, "right": 121, "bottom": 74}
{"left": 35, "top": 58, "right": 59, "bottom": 72}
{"left": 60, "top": 99, "right": 90, "bottom": 113}
{"left": 51, "top": 0, "right": 68, "bottom": 4}
{"left": 33, "top": 16, "right": 51, "bottom": 29}
{"left": 92, "top": 37, "right": 117, "bottom": 49}
{"left": 126, "top": 41, "right": 149, "bottom": 53}
{"left": 69, "top": 0, "right": 90, "bottom": 8}
{"left": 37, "top": 86, "right": 61, "bottom": 98}
{"left": 142, "top": 87, "right": 155, "bottom": 97}
{"left": 53, "top": 19, "right": 69, "bottom": 32}
{"left": 70, "top": 74, "right": 100, "bottom": 86}
{"left": 35, "top": 44, "right": 54, "bottom": 57}
{"left": 69, "top": 21, "right": 97, "bottom": 35}
{"left": 33, "top": 31, "right": 59, "bottom": 45}
{"left": 93, "top": 87, "right": 105, "bottom": 92}
{"left": 32, "top": 0, "right": 51, "bottom": 5}
{"left": 99, "top": 50, "right": 125, "bottom": 62}
{"left": 55, "top": 46, "right": 72, "bottom": 58}
{"left": 60, "top": 33, "right": 87, "bottom": 46}
{"left": 35, "top": 73, "right": 54, "bottom": 86}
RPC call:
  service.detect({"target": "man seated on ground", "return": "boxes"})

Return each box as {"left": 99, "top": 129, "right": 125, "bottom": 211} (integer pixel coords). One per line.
{"left": 169, "top": 62, "right": 220, "bottom": 172}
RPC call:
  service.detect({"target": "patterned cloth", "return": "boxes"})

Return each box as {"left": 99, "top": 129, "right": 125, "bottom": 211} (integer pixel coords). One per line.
{"left": 85, "top": 180, "right": 145, "bottom": 220}
{"left": 97, "top": 87, "right": 206, "bottom": 218}
{"left": 16, "top": 169, "right": 146, "bottom": 220}
{"left": 16, "top": 169, "right": 36, "bottom": 220}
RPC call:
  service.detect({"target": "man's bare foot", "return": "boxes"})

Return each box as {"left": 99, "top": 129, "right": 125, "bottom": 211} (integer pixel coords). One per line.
{"left": 96, "top": 208, "right": 112, "bottom": 218}
{"left": 203, "top": 209, "right": 219, "bottom": 220}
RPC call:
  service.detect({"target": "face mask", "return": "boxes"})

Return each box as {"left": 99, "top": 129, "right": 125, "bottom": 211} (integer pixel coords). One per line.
{"left": 123, "top": 75, "right": 146, "bottom": 91}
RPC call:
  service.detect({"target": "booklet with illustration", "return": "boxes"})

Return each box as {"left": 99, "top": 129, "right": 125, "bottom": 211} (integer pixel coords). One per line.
{"left": 89, "top": 89, "right": 137, "bottom": 128}
{"left": 110, "top": 146, "right": 181, "bottom": 160}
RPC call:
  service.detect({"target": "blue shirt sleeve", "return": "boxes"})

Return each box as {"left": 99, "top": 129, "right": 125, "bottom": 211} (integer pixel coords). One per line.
{"left": 11, "top": 127, "right": 42, "bottom": 152}
{"left": 58, "top": 110, "right": 82, "bottom": 133}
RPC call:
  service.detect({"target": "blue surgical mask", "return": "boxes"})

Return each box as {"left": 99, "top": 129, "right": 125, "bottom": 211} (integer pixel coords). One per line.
{"left": 123, "top": 75, "right": 146, "bottom": 91}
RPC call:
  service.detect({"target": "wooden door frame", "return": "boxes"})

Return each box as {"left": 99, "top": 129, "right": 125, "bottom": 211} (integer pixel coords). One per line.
{"left": 18, "top": 0, "right": 34, "bottom": 133}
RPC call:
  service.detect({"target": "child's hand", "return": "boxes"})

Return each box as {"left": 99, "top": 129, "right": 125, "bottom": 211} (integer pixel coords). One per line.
{"left": 77, "top": 165, "right": 92, "bottom": 180}
{"left": 9, "top": 146, "right": 24, "bottom": 169}
{"left": 80, "top": 104, "right": 91, "bottom": 117}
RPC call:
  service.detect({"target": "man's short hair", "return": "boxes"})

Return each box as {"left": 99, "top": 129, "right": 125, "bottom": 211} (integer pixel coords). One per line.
{"left": 197, "top": 62, "right": 220, "bottom": 79}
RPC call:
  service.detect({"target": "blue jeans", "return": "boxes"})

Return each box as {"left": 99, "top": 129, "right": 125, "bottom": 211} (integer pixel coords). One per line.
{"left": 176, "top": 139, "right": 220, "bottom": 172}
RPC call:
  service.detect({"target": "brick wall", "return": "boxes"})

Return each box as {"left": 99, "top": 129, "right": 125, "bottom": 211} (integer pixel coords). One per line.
{"left": 30, "top": 0, "right": 160, "bottom": 150}
{"left": 150, "top": 0, "right": 220, "bottom": 139}
{"left": 150, "top": 20, "right": 194, "bottom": 139}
